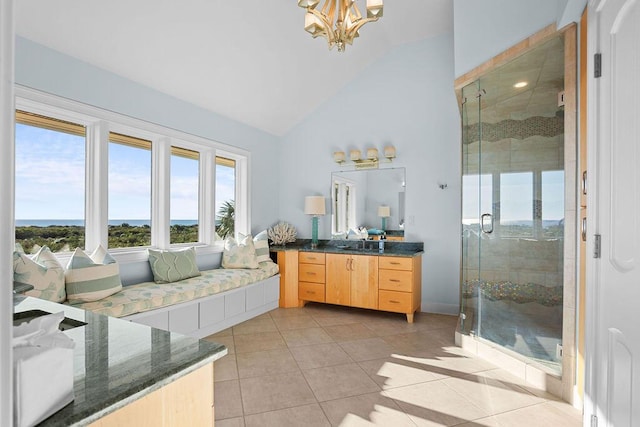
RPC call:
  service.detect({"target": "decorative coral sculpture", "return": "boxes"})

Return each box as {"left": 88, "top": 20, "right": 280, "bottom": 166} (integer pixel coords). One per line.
{"left": 268, "top": 222, "right": 297, "bottom": 246}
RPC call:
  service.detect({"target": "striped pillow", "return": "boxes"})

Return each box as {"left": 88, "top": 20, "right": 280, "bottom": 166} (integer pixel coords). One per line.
{"left": 252, "top": 231, "right": 271, "bottom": 263}
{"left": 65, "top": 246, "right": 122, "bottom": 303}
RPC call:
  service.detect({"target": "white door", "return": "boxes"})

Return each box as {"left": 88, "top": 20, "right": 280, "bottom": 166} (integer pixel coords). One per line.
{"left": 587, "top": 0, "right": 640, "bottom": 426}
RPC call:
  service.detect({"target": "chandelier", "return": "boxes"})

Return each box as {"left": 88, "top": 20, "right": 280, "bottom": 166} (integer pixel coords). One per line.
{"left": 297, "top": 0, "right": 383, "bottom": 52}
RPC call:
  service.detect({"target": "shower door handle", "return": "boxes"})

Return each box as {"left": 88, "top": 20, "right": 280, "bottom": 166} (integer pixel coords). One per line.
{"left": 481, "top": 213, "right": 494, "bottom": 234}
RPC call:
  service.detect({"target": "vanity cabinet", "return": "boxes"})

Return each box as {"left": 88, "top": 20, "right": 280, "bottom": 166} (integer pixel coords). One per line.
{"left": 326, "top": 253, "right": 378, "bottom": 309}
{"left": 378, "top": 256, "right": 421, "bottom": 323}
{"left": 298, "top": 252, "right": 326, "bottom": 303}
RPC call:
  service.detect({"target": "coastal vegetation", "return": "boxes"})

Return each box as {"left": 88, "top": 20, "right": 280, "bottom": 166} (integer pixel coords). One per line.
{"left": 16, "top": 200, "right": 235, "bottom": 253}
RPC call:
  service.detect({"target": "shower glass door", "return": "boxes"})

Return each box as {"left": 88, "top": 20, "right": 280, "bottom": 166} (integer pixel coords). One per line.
{"left": 460, "top": 36, "right": 565, "bottom": 374}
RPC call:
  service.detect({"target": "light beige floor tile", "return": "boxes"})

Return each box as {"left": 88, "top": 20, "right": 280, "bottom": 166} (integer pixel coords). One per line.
{"left": 312, "top": 314, "right": 363, "bottom": 327}
{"left": 302, "top": 362, "right": 380, "bottom": 402}
{"left": 338, "top": 337, "right": 395, "bottom": 362}
{"left": 233, "top": 331, "right": 287, "bottom": 354}
{"left": 215, "top": 417, "right": 245, "bottom": 427}
{"left": 289, "top": 342, "right": 353, "bottom": 370}
{"left": 215, "top": 379, "right": 244, "bottom": 420}
{"left": 272, "top": 314, "right": 320, "bottom": 331}
{"left": 460, "top": 401, "right": 582, "bottom": 427}
{"left": 323, "top": 323, "right": 378, "bottom": 342}
{"left": 320, "top": 391, "right": 415, "bottom": 427}
{"left": 383, "top": 380, "right": 491, "bottom": 426}
{"left": 239, "top": 371, "right": 316, "bottom": 415}
{"left": 215, "top": 353, "right": 239, "bottom": 382}
{"left": 208, "top": 335, "right": 235, "bottom": 355}
{"left": 479, "top": 368, "right": 559, "bottom": 400}
{"left": 390, "top": 346, "right": 497, "bottom": 378}
{"left": 244, "top": 403, "right": 330, "bottom": 427}
{"left": 442, "top": 373, "right": 544, "bottom": 416}
{"left": 414, "top": 313, "right": 459, "bottom": 331}
{"left": 232, "top": 316, "right": 278, "bottom": 335}
{"left": 268, "top": 307, "right": 311, "bottom": 318}
{"left": 363, "top": 319, "right": 423, "bottom": 336}
{"left": 236, "top": 348, "right": 299, "bottom": 378}
{"left": 208, "top": 327, "right": 233, "bottom": 337}
{"left": 358, "top": 357, "right": 446, "bottom": 390}
{"left": 281, "top": 327, "right": 334, "bottom": 347}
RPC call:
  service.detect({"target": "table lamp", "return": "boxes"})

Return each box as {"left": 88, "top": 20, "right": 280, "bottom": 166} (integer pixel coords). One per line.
{"left": 304, "top": 196, "right": 326, "bottom": 248}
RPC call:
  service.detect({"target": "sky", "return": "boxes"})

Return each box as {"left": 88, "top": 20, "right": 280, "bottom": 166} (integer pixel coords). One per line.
{"left": 15, "top": 123, "right": 235, "bottom": 221}
{"left": 462, "top": 170, "right": 564, "bottom": 224}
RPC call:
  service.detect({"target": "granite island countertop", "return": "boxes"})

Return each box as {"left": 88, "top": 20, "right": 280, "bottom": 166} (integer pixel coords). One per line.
{"left": 14, "top": 296, "right": 227, "bottom": 426}
{"left": 269, "top": 239, "right": 424, "bottom": 258}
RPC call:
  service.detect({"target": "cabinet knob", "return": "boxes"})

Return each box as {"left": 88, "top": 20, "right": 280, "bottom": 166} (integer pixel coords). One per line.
{"left": 307, "top": 272, "right": 316, "bottom": 275}
{"left": 390, "top": 279, "right": 400, "bottom": 283}
{"left": 389, "top": 300, "right": 400, "bottom": 304}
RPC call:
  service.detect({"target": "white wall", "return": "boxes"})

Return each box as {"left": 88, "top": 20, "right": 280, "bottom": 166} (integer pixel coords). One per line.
{"left": 14, "top": 37, "right": 281, "bottom": 234}
{"left": 453, "top": 0, "right": 587, "bottom": 78}
{"left": 279, "top": 34, "right": 462, "bottom": 314}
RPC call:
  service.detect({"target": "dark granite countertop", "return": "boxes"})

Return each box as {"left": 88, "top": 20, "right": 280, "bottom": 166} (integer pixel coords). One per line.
{"left": 270, "top": 239, "right": 423, "bottom": 258}
{"left": 13, "top": 296, "right": 227, "bottom": 426}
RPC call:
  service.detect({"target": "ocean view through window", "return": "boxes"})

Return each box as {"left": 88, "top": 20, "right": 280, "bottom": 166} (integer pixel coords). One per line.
{"left": 109, "top": 132, "right": 152, "bottom": 248}
{"left": 14, "top": 94, "right": 249, "bottom": 254}
{"left": 15, "top": 111, "right": 86, "bottom": 253}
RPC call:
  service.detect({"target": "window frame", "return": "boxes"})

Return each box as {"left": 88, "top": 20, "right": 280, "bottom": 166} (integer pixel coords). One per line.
{"left": 15, "top": 86, "right": 250, "bottom": 263}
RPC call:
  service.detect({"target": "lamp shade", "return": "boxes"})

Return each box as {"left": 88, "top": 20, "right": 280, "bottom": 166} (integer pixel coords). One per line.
{"left": 305, "top": 196, "right": 326, "bottom": 216}
{"left": 378, "top": 206, "right": 391, "bottom": 217}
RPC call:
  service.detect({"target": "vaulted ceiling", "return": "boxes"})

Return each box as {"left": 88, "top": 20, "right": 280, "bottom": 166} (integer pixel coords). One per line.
{"left": 15, "top": 1, "right": 453, "bottom": 136}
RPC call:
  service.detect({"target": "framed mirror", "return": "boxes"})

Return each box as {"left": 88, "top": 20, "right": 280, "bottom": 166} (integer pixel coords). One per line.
{"left": 331, "top": 167, "right": 405, "bottom": 239}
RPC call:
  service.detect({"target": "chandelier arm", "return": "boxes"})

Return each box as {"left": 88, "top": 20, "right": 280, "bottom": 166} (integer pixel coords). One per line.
{"left": 345, "top": 17, "right": 379, "bottom": 39}
{"left": 307, "top": 8, "right": 337, "bottom": 43}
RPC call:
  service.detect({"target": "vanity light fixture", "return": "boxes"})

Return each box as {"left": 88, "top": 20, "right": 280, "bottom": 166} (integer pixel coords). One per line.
{"left": 304, "top": 196, "right": 326, "bottom": 248}
{"left": 378, "top": 205, "right": 391, "bottom": 231}
{"left": 333, "top": 145, "right": 396, "bottom": 169}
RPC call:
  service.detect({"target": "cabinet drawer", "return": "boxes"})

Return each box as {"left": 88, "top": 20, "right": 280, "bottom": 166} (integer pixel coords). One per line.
{"left": 299, "top": 252, "right": 325, "bottom": 265}
{"left": 378, "top": 290, "right": 412, "bottom": 313}
{"left": 299, "top": 282, "right": 325, "bottom": 302}
{"left": 379, "top": 269, "right": 413, "bottom": 292}
{"left": 299, "top": 263, "right": 325, "bottom": 283}
{"left": 379, "top": 256, "right": 412, "bottom": 271}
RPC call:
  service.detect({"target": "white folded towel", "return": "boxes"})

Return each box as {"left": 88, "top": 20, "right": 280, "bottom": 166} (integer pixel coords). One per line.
{"left": 13, "top": 311, "right": 75, "bottom": 427}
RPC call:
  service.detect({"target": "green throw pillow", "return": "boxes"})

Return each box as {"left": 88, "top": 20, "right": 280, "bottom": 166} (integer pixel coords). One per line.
{"left": 13, "top": 246, "right": 66, "bottom": 302}
{"left": 222, "top": 234, "right": 259, "bottom": 269}
{"left": 65, "top": 246, "right": 123, "bottom": 303}
{"left": 147, "top": 247, "right": 201, "bottom": 283}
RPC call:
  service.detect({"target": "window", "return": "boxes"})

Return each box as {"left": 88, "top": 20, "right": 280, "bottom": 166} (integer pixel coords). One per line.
{"left": 15, "top": 89, "right": 249, "bottom": 256}
{"left": 215, "top": 156, "right": 236, "bottom": 240}
{"left": 14, "top": 111, "right": 86, "bottom": 253}
{"left": 500, "top": 172, "right": 533, "bottom": 236}
{"left": 332, "top": 178, "right": 356, "bottom": 235}
{"left": 108, "top": 132, "right": 152, "bottom": 248}
{"left": 542, "top": 170, "right": 565, "bottom": 238}
{"left": 170, "top": 147, "right": 199, "bottom": 244}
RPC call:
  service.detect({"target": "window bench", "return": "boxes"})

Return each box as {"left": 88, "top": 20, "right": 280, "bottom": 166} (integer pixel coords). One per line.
{"left": 67, "top": 256, "right": 280, "bottom": 338}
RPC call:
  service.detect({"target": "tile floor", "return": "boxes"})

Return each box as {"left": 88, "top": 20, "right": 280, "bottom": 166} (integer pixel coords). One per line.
{"left": 203, "top": 303, "right": 582, "bottom": 427}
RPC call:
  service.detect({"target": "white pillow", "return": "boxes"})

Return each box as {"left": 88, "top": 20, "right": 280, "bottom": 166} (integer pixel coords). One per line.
{"left": 65, "top": 246, "right": 122, "bottom": 303}
{"left": 222, "top": 234, "right": 259, "bottom": 269}
{"left": 13, "top": 246, "right": 66, "bottom": 302}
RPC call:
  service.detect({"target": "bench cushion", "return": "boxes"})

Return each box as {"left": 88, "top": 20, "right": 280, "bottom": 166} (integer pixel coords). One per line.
{"left": 68, "top": 261, "right": 279, "bottom": 318}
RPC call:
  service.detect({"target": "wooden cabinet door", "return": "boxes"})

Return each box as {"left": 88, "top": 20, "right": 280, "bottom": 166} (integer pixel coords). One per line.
{"left": 350, "top": 255, "right": 378, "bottom": 309}
{"left": 325, "top": 253, "right": 351, "bottom": 306}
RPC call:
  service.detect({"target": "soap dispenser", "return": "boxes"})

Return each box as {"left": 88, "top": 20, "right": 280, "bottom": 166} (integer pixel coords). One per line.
{"left": 378, "top": 234, "right": 386, "bottom": 253}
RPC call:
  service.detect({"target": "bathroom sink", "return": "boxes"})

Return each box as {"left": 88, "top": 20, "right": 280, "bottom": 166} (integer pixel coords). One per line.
{"left": 13, "top": 309, "right": 87, "bottom": 331}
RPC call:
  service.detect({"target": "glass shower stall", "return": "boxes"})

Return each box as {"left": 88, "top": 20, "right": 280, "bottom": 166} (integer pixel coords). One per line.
{"left": 458, "top": 36, "right": 566, "bottom": 374}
